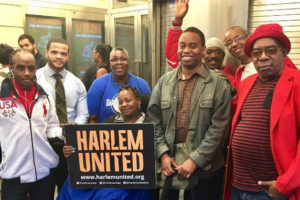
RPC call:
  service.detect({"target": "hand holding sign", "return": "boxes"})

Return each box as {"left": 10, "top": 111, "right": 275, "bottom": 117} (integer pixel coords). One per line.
{"left": 63, "top": 145, "right": 75, "bottom": 158}
{"left": 65, "top": 123, "right": 155, "bottom": 189}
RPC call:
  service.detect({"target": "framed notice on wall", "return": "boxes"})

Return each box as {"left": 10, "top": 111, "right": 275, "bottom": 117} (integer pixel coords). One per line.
{"left": 65, "top": 123, "right": 156, "bottom": 189}
{"left": 25, "top": 15, "right": 66, "bottom": 56}
{"left": 71, "top": 20, "right": 104, "bottom": 78}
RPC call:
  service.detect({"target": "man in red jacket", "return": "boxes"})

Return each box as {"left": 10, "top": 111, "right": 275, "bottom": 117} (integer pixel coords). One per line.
{"left": 224, "top": 23, "right": 300, "bottom": 200}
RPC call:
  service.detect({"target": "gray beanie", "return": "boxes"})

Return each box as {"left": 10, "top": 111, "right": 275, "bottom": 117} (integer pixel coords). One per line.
{"left": 206, "top": 37, "right": 225, "bottom": 52}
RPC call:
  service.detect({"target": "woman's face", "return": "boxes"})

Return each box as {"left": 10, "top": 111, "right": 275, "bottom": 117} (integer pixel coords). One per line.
{"left": 92, "top": 49, "right": 103, "bottom": 64}
{"left": 110, "top": 50, "right": 129, "bottom": 78}
{"left": 118, "top": 89, "right": 140, "bottom": 119}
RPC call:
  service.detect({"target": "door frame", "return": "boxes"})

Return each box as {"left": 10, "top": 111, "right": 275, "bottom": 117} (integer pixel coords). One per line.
{"left": 106, "top": 5, "right": 148, "bottom": 77}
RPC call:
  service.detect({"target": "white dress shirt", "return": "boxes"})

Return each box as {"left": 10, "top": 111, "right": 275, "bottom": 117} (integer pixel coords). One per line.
{"left": 241, "top": 62, "right": 257, "bottom": 81}
{"left": 36, "top": 64, "right": 88, "bottom": 124}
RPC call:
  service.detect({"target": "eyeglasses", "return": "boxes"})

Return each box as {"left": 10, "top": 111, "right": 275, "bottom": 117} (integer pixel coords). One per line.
{"left": 225, "top": 35, "right": 247, "bottom": 48}
{"left": 110, "top": 57, "right": 128, "bottom": 63}
{"left": 251, "top": 46, "right": 280, "bottom": 58}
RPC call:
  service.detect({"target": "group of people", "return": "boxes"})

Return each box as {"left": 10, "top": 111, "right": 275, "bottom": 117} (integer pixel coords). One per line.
{"left": 158, "top": 1, "right": 300, "bottom": 200}
{"left": 0, "top": 0, "right": 300, "bottom": 199}
{"left": 0, "top": 34, "right": 152, "bottom": 200}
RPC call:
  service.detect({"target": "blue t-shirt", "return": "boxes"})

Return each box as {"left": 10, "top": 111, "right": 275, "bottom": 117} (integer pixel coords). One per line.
{"left": 87, "top": 73, "right": 151, "bottom": 123}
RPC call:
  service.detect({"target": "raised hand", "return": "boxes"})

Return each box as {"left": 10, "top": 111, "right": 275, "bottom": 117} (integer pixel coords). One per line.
{"left": 174, "top": 0, "right": 189, "bottom": 23}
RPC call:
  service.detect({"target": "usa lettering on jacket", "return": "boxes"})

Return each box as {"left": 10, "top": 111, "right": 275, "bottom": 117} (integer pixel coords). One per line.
{"left": 0, "top": 100, "right": 17, "bottom": 109}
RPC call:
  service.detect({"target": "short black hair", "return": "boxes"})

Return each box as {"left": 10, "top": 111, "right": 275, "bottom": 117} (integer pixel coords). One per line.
{"left": 183, "top": 27, "right": 205, "bottom": 46}
{"left": 0, "top": 44, "right": 14, "bottom": 65}
{"left": 118, "top": 85, "right": 141, "bottom": 99}
{"left": 18, "top": 34, "right": 35, "bottom": 44}
{"left": 47, "top": 38, "right": 69, "bottom": 52}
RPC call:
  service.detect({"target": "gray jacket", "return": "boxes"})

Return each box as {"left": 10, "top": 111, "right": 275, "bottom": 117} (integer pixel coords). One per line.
{"left": 148, "top": 63, "right": 231, "bottom": 174}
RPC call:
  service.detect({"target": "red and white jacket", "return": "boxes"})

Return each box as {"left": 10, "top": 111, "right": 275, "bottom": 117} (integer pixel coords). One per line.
{"left": 0, "top": 78, "right": 63, "bottom": 183}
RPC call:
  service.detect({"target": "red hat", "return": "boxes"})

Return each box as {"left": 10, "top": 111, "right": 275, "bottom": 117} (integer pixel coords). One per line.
{"left": 244, "top": 23, "right": 291, "bottom": 57}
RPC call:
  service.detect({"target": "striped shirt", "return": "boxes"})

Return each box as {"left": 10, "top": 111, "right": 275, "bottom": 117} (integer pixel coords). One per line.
{"left": 231, "top": 78, "right": 278, "bottom": 192}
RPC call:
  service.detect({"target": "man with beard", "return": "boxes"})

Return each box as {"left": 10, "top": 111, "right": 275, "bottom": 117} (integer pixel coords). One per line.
{"left": 204, "top": 38, "right": 225, "bottom": 70}
{"left": 148, "top": 27, "right": 231, "bottom": 200}
{"left": 18, "top": 34, "right": 47, "bottom": 69}
{"left": 204, "top": 37, "right": 236, "bottom": 85}
{"left": 36, "top": 38, "right": 88, "bottom": 191}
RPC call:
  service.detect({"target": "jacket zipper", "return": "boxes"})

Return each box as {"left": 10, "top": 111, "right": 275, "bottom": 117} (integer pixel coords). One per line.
{"left": 16, "top": 88, "right": 39, "bottom": 181}
{"left": 28, "top": 117, "right": 38, "bottom": 181}
{"left": 27, "top": 91, "right": 39, "bottom": 181}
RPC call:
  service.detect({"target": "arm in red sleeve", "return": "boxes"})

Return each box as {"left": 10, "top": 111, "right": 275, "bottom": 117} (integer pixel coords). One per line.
{"left": 165, "top": 21, "right": 183, "bottom": 69}
{"left": 276, "top": 142, "right": 300, "bottom": 197}
{"left": 275, "top": 80, "right": 300, "bottom": 197}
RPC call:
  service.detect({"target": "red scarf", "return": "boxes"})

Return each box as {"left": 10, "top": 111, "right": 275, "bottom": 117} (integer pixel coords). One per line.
{"left": 11, "top": 78, "right": 36, "bottom": 116}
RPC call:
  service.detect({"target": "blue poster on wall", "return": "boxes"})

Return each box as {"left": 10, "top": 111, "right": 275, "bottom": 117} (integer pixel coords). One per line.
{"left": 72, "top": 20, "right": 104, "bottom": 78}
{"left": 26, "top": 16, "right": 65, "bottom": 56}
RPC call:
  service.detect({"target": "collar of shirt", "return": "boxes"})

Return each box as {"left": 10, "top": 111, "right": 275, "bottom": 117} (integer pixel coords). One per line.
{"left": 11, "top": 78, "right": 37, "bottom": 115}
{"left": 178, "top": 64, "right": 205, "bottom": 80}
{"left": 45, "top": 64, "right": 67, "bottom": 79}
{"left": 115, "top": 112, "right": 146, "bottom": 124}
{"left": 241, "top": 61, "right": 257, "bottom": 81}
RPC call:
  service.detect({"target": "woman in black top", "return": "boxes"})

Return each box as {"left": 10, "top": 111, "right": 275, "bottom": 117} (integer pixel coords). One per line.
{"left": 81, "top": 44, "right": 112, "bottom": 91}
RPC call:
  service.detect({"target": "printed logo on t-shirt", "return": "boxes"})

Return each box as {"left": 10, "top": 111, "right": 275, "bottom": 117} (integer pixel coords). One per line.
{"left": 105, "top": 94, "right": 120, "bottom": 114}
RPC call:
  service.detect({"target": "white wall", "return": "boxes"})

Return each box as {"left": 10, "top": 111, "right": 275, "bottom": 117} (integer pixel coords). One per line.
{"left": 181, "top": 0, "right": 249, "bottom": 40}
{"left": 0, "top": 0, "right": 107, "bottom": 48}
{"left": 0, "top": 3, "right": 24, "bottom": 48}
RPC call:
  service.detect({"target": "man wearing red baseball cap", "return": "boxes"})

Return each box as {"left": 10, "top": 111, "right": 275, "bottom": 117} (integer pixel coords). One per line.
{"left": 224, "top": 23, "right": 300, "bottom": 200}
